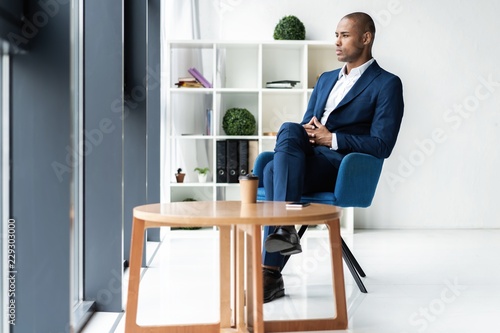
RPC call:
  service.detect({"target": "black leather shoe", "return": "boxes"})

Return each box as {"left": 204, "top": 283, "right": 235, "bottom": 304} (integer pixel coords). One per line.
{"left": 265, "top": 226, "right": 302, "bottom": 255}
{"left": 263, "top": 268, "right": 285, "bottom": 303}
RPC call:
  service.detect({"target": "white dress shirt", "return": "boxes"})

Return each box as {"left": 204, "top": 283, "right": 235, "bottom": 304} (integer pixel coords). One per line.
{"left": 320, "top": 58, "right": 375, "bottom": 149}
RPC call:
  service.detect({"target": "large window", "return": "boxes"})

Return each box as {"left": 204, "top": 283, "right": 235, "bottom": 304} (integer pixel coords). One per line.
{"left": 70, "top": 0, "right": 87, "bottom": 329}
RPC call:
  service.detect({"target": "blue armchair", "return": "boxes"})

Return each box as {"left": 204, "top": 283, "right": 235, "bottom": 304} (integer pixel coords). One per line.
{"left": 253, "top": 151, "right": 384, "bottom": 293}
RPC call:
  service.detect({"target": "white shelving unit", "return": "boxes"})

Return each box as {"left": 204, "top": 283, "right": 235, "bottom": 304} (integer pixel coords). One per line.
{"left": 165, "top": 40, "right": 341, "bottom": 203}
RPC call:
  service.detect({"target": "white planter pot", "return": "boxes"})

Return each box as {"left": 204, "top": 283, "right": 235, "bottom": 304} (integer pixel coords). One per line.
{"left": 197, "top": 173, "right": 207, "bottom": 183}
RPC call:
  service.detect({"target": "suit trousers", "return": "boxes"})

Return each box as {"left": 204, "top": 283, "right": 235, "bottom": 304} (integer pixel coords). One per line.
{"left": 262, "top": 122, "right": 338, "bottom": 268}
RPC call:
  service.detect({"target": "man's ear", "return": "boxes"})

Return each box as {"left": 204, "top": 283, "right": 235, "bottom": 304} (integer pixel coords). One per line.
{"left": 363, "top": 32, "right": 372, "bottom": 44}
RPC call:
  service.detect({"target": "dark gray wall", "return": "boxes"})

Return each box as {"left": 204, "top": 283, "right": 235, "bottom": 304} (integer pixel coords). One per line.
{"left": 84, "top": 0, "right": 162, "bottom": 310}
{"left": 84, "top": 0, "right": 124, "bottom": 312}
{"left": 10, "top": 1, "right": 71, "bottom": 332}
{"left": 123, "top": 0, "right": 147, "bottom": 264}
{"left": 122, "top": 0, "right": 162, "bottom": 264}
{"left": 5, "top": 0, "right": 162, "bottom": 329}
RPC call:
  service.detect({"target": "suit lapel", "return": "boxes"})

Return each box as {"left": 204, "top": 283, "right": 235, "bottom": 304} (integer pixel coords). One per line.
{"left": 334, "top": 61, "right": 381, "bottom": 110}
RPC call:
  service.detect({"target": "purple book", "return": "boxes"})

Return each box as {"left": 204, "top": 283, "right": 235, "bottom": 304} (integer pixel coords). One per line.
{"left": 188, "top": 67, "right": 212, "bottom": 88}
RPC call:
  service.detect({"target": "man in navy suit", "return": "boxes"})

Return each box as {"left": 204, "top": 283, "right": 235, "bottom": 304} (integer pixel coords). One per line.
{"left": 262, "top": 12, "right": 404, "bottom": 302}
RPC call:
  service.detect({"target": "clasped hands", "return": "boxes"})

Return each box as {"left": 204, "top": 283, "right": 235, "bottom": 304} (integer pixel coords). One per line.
{"left": 303, "top": 116, "right": 332, "bottom": 147}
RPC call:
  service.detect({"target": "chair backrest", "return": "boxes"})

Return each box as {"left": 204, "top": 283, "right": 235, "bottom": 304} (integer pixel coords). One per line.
{"left": 329, "top": 152, "right": 384, "bottom": 207}
{"left": 254, "top": 152, "right": 384, "bottom": 208}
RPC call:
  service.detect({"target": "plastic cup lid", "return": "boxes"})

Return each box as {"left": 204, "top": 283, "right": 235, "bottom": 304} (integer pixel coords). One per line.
{"left": 239, "top": 173, "right": 259, "bottom": 180}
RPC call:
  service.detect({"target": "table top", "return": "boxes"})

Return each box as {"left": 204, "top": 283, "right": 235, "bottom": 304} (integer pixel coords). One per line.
{"left": 133, "top": 201, "right": 342, "bottom": 227}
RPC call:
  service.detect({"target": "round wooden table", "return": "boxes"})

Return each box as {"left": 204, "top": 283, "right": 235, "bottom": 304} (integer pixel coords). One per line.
{"left": 125, "top": 201, "right": 347, "bottom": 333}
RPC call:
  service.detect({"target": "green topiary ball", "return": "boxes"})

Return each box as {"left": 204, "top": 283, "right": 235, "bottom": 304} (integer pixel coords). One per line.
{"left": 222, "top": 108, "right": 256, "bottom": 136}
{"left": 273, "top": 15, "right": 306, "bottom": 40}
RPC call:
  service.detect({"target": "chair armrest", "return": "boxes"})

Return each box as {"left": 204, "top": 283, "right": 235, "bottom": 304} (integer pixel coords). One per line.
{"left": 252, "top": 151, "right": 274, "bottom": 187}
{"left": 333, "top": 153, "right": 384, "bottom": 208}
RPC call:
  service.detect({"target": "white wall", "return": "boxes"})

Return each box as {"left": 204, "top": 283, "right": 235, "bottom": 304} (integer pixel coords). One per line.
{"left": 167, "top": 0, "right": 500, "bottom": 229}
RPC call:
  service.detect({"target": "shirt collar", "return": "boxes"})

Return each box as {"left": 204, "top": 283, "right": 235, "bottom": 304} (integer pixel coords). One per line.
{"left": 338, "top": 58, "right": 375, "bottom": 79}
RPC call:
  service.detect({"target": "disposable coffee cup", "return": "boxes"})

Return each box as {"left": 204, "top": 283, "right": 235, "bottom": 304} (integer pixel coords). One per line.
{"left": 239, "top": 174, "right": 259, "bottom": 204}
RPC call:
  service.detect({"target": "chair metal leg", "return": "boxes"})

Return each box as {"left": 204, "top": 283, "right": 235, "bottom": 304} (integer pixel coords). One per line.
{"left": 341, "top": 239, "right": 368, "bottom": 293}
{"left": 341, "top": 238, "right": 366, "bottom": 277}
{"left": 297, "top": 225, "right": 308, "bottom": 238}
{"left": 281, "top": 226, "right": 368, "bottom": 293}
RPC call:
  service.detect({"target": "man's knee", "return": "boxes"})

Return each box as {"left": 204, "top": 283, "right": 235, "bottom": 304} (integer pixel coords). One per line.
{"left": 263, "top": 161, "right": 274, "bottom": 200}
{"left": 279, "top": 122, "right": 304, "bottom": 136}
{"left": 263, "top": 161, "right": 274, "bottom": 182}
{"left": 277, "top": 122, "right": 307, "bottom": 145}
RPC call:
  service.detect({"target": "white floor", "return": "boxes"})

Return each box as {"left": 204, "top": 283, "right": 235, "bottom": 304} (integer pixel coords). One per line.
{"left": 81, "top": 228, "right": 500, "bottom": 333}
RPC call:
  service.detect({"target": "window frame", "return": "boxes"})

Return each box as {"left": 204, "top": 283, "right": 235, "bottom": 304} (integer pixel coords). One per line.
{"left": 1, "top": 49, "right": 11, "bottom": 333}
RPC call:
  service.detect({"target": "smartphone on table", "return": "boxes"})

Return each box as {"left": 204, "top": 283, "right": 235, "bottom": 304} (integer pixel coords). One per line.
{"left": 286, "top": 202, "right": 311, "bottom": 209}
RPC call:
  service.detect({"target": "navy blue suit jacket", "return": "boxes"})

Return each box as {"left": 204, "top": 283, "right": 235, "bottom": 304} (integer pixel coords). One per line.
{"left": 301, "top": 60, "right": 404, "bottom": 168}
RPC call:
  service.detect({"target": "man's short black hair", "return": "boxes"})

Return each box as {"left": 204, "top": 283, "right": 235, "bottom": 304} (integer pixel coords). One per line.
{"left": 343, "top": 12, "right": 376, "bottom": 36}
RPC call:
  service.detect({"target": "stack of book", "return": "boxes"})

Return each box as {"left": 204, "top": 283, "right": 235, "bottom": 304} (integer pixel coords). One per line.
{"left": 175, "top": 67, "right": 213, "bottom": 88}
{"left": 265, "top": 80, "right": 300, "bottom": 89}
{"left": 175, "top": 77, "right": 203, "bottom": 88}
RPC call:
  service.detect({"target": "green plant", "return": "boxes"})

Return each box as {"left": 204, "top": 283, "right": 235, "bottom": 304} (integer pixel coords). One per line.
{"left": 194, "top": 167, "right": 210, "bottom": 175}
{"left": 222, "top": 108, "right": 256, "bottom": 135}
{"left": 176, "top": 168, "right": 183, "bottom": 174}
{"left": 273, "top": 15, "right": 306, "bottom": 40}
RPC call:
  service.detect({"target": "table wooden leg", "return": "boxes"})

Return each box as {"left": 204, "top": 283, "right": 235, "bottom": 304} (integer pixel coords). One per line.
{"left": 125, "top": 217, "right": 146, "bottom": 332}
{"left": 236, "top": 226, "right": 246, "bottom": 331}
{"left": 326, "top": 218, "right": 348, "bottom": 328}
{"left": 219, "top": 225, "right": 232, "bottom": 328}
{"left": 250, "top": 224, "right": 264, "bottom": 333}
{"left": 263, "top": 219, "right": 348, "bottom": 332}
{"left": 125, "top": 218, "right": 222, "bottom": 333}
